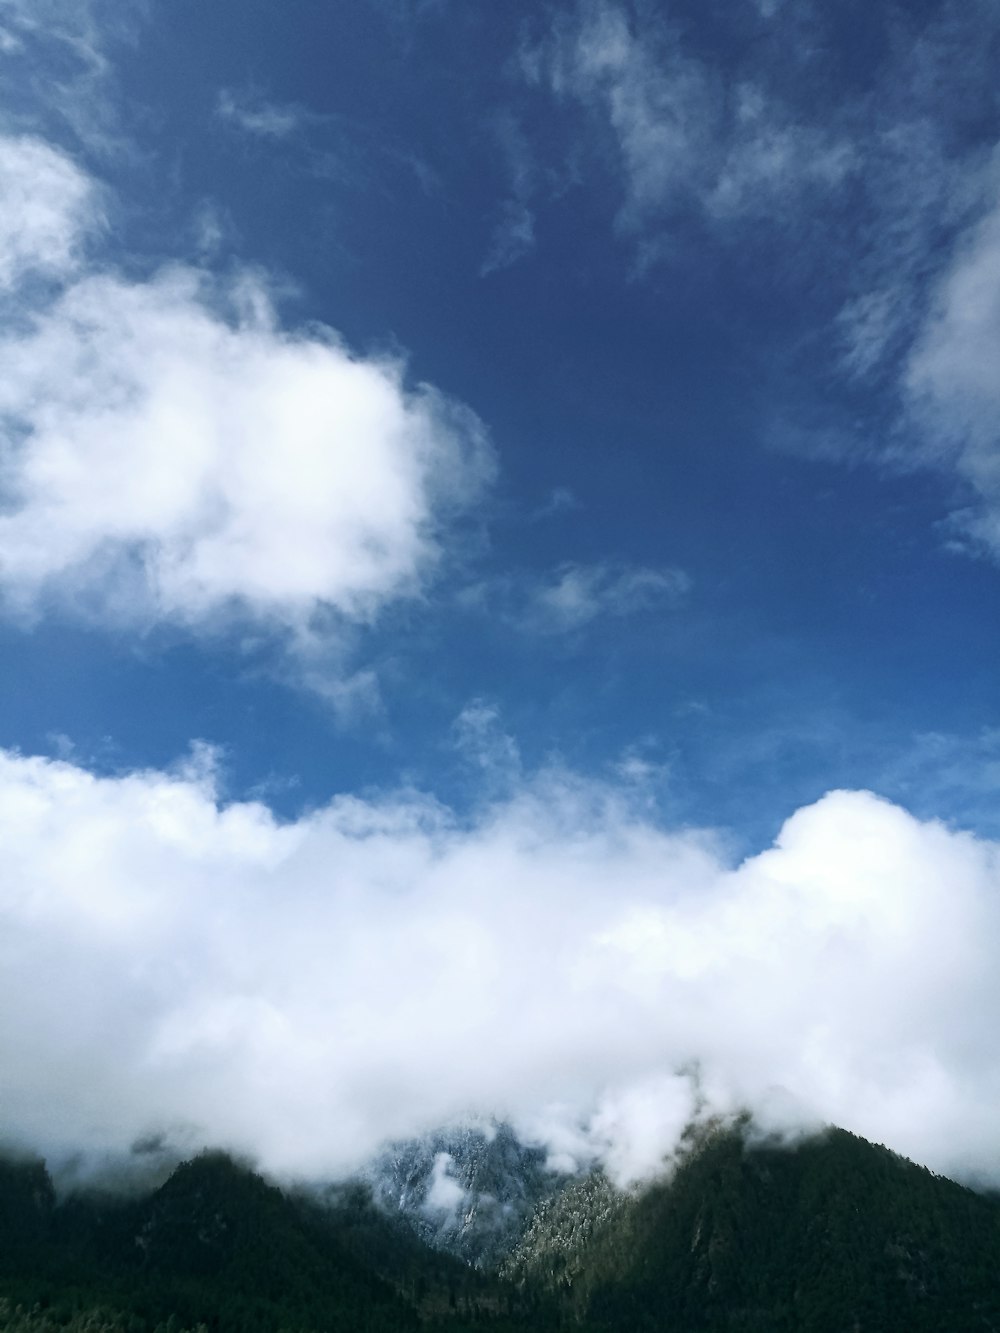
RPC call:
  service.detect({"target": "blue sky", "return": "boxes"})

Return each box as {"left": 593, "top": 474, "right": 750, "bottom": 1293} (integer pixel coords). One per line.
{"left": 4, "top": 0, "right": 1000, "bottom": 1186}
{"left": 3, "top": 0, "right": 1000, "bottom": 846}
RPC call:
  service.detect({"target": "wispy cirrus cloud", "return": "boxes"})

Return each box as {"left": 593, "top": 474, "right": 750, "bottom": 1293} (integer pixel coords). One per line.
{"left": 520, "top": 1, "right": 1000, "bottom": 571}
{"left": 480, "top": 112, "right": 540, "bottom": 276}
{"left": 462, "top": 560, "right": 690, "bottom": 635}
{"left": 214, "top": 82, "right": 438, "bottom": 208}
{"left": 481, "top": 199, "right": 535, "bottom": 277}
{"left": 522, "top": 0, "right": 855, "bottom": 247}
{"left": 0, "top": 0, "right": 147, "bottom": 152}
{"left": 525, "top": 561, "right": 690, "bottom": 631}
{"left": 216, "top": 88, "right": 308, "bottom": 140}
{"left": 900, "top": 184, "right": 1000, "bottom": 555}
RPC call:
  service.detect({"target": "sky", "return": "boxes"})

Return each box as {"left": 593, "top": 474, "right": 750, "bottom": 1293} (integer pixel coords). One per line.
{"left": 3, "top": 0, "right": 1000, "bottom": 1192}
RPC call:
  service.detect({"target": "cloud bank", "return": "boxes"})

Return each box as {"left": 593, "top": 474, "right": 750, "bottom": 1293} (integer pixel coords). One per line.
{"left": 3, "top": 746, "right": 1000, "bottom": 1189}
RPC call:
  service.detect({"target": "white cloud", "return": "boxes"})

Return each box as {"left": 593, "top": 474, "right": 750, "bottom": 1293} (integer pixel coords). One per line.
{"left": 189, "top": 200, "right": 237, "bottom": 261}
{"left": 0, "top": 0, "right": 145, "bottom": 65}
{"left": 903, "top": 187, "right": 1000, "bottom": 554}
{"left": 424, "top": 1152, "right": 468, "bottom": 1215}
{"left": 451, "top": 700, "right": 522, "bottom": 789}
{"left": 531, "top": 486, "right": 581, "bottom": 520}
{"left": 705, "top": 84, "right": 854, "bottom": 222}
{"left": 0, "top": 134, "right": 493, "bottom": 659}
{"left": 533, "top": 4, "right": 1000, "bottom": 569}
{"left": 4, "top": 747, "right": 1000, "bottom": 1188}
{"left": 539, "top": 1, "right": 707, "bottom": 229}
{"left": 216, "top": 89, "right": 305, "bottom": 140}
{"left": 529, "top": 1, "right": 853, "bottom": 240}
{"left": 460, "top": 562, "right": 689, "bottom": 635}
{"left": 481, "top": 113, "right": 539, "bottom": 276}
{"left": 521, "top": 561, "right": 690, "bottom": 632}
{"left": 0, "top": 122, "right": 494, "bottom": 710}
{"left": 0, "top": 135, "right": 97, "bottom": 288}
{"left": 0, "top": 0, "right": 146, "bottom": 153}
{"left": 481, "top": 200, "right": 536, "bottom": 277}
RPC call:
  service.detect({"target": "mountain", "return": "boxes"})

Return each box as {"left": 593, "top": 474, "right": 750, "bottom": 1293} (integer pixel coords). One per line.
{"left": 3, "top": 1123, "right": 1000, "bottom": 1332}
{"left": 365, "top": 1122, "right": 563, "bottom": 1267}
{"left": 0, "top": 1150, "right": 519, "bottom": 1333}
{"left": 504, "top": 1123, "right": 1000, "bottom": 1331}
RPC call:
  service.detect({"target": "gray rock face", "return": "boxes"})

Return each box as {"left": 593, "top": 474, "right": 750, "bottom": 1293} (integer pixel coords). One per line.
{"left": 365, "top": 1122, "right": 567, "bottom": 1268}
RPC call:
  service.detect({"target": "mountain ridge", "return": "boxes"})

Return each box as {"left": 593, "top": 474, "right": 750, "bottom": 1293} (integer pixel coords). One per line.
{"left": 3, "top": 1121, "right": 1000, "bottom": 1331}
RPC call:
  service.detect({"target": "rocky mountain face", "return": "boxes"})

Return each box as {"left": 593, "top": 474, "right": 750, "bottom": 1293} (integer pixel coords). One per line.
{"left": 364, "top": 1121, "right": 564, "bottom": 1268}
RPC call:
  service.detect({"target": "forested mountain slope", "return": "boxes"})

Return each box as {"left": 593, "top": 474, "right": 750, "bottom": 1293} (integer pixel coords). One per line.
{"left": 505, "top": 1125, "right": 1000, "bottom": 1331}
{"left": 0, "top": 1151, "right": 517, "bottom": 1333}
{"left": 3, "top": 1125, "right": 1000, "bottom": 1332}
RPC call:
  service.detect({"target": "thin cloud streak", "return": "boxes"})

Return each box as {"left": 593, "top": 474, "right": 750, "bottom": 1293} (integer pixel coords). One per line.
{"left": 216, "top": 89, "right": 307, "bottom": 140}
{"left": 462, "top": 561, "right": 690, "bottom": 635}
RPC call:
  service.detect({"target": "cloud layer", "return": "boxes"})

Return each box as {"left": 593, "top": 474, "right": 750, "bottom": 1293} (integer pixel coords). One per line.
{"left": 3, "top": 746, "right": 1000, "bottom": 1188}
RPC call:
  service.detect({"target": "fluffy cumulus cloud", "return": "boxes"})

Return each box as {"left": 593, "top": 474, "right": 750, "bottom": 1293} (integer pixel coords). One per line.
{"left": 4, "top": 746, "right": 1000, "bottom": 1188}
{"left": 0, "top": 134, "right": 493, "bottom": 645}
{"left": 0, "top": 135, "right": 97, "bottom": 288}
